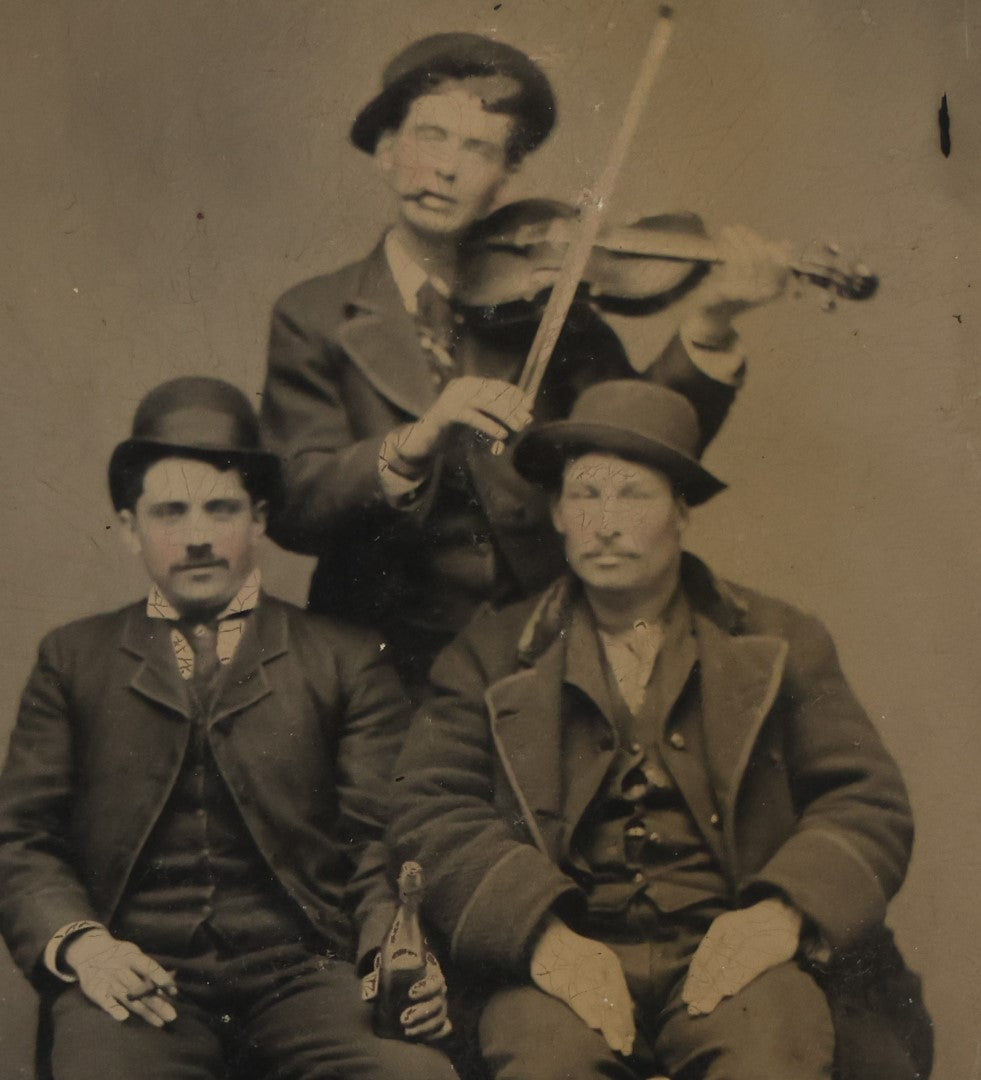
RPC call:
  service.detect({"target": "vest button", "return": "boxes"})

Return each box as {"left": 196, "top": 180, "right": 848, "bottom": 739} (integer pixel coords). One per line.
{"left": 710, "top": 812, "right": 722, "bottom": 829}
{"left": 669, "top": 731, "right": 686, "bottom": 750}
{"left": 633, "top": 872, "right": 645, "bottom": 884}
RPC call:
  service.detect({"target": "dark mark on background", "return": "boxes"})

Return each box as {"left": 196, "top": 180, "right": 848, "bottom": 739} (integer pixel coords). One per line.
{"left": 938, "top": 94, "right": 951, "bottom": 157}
{"left": 953, "top": 314, "right": 962, "bottom": 323}
{"left": 196, "top": 211, "right": 205, "bottom": 220}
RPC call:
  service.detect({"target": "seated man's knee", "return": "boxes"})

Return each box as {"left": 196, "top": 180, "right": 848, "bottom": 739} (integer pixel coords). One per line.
{"left": 49, "top": 988, "right": 223, "bottom": 1080}
{"left": 479, "top": 986, "right": 636, "bottom": 1080}
{"left": 656, "top": 962, "right": 834, "bottom": 1080}
{"left": 369, "top": 1041, "right": 460, "bottom": 1080}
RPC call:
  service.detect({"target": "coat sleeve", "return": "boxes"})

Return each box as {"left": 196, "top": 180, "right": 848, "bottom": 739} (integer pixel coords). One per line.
{"left": 260, "top": 294, "right": 413, "bottom": 555}
{"left": 542, "top": 305, "right": 739, "bottom": 451}
{"left": 332, "top": 629, "right": 416, "bottom": 969}
{"left": 0, "top": 633, "right": 100, "bottom": 983}
{"left": 388, "top": 621, "right": 581, "bottom": 978}
{"left": 741, "top": 613, "right": 914, "bottom": 954}
{"left": 642, "top": 333, "right": 742, "bottom": 452}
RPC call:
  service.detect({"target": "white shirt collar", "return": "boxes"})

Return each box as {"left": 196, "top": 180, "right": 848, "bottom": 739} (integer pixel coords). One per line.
{"left": 145, "top": 569, "right": 262, "bottom": 622}
{"left": 383, "top": 230, "right": 450, "bottom": 315}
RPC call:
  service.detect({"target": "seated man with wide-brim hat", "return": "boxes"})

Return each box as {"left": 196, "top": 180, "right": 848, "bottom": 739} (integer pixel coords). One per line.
{"left": 389, "top": 380, "right": 932, "bottom": 1079}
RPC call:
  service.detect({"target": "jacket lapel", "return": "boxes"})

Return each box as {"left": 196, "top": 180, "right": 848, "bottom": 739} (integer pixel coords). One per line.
{"left": 122, "top": 609, "right": 192, "bottom": 720}
{"left": 336, "top": 244, "right": 441, "bottom": 419}
{"left": 487, "top": 637, "right": 567, "bottom": 855}
{"left": 210, "top": 599, "right": 288, "bottom": 726}
{"left": 487, "top": 595, "right": 621, "bottom": 858}
{"left": 121, "top": 599, "right": 289, "bottom": 726}
{"left": 561, "top": 604, "right": 620, "bottom": 833}
{"left": 694, "top": 612, "right": 788, "bottom": 851}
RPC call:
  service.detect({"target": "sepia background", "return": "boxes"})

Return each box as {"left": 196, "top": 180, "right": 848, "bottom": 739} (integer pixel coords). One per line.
{"left": 1, "top": 0, "right": 978, "bottom": 1075}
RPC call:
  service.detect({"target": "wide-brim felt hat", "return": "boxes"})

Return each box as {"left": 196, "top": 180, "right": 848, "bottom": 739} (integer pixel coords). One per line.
{"left": 108, "top": 376, "right": 282, "bottom": 511}
{"left": 351, "top": 32, "right": 556, "bottom": 155}
{"left": 513, "top": 381, "right": 726, "bottom": 506}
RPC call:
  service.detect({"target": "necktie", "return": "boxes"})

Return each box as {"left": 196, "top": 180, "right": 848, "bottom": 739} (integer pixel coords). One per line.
{"left": 415, "top": 280, "right": 460, "bottom": 387}
{"left": 182, "top": 620, "right": 220, "bottom": 696}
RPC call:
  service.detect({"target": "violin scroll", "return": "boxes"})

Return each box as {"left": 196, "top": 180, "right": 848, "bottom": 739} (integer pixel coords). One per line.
{"left": 791, "top": 241, "right": 878, "bottom": 307}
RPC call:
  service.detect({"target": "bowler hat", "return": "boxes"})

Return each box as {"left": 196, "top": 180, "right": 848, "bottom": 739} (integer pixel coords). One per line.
{"left": 108, "top": 377, "right": 282, "bottom": 511}
{"left": 351, "top": 33, "right": 556, "bottom": 157}
{"left": 513, "top": 381, "right": 726, "bottom": 505}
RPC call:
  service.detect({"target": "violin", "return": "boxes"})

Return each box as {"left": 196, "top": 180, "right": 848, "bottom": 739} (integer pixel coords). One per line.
{"left": 462, "top": 8, "right": 877, "bottom": 435}
{"left": 457, "top": 197, "right": 879, "bottom": 320}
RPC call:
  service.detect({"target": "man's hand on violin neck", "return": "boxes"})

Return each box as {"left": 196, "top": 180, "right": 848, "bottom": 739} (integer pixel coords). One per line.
{"left": 397, "top": 376, "right": 534, "bottom": 461}
{"left": 683, "top": 224, "right": 790, "bottom": 345}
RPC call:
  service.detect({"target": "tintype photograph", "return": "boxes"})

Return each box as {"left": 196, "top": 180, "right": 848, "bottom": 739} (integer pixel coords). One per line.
{"left": 0, "top": 2, "right": 977, "bottom": 1078}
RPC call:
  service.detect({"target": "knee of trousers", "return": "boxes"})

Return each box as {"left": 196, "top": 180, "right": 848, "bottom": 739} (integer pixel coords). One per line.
{"left": 360, "top": 1040, "right": 460, "bottom": 1080}
{"left": 291, "top": 1038, "right": 460, "bottom": 1080}
{"left": 479, "top": 986, "right": 637, "bottom": 1080}
{"left": 656, "top": 962, "right": 835, "bottom": 1080}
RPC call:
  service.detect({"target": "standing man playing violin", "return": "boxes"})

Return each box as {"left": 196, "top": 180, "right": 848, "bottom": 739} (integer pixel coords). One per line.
{"left": 261, "top": 32, "right": 788, "bottom": 691}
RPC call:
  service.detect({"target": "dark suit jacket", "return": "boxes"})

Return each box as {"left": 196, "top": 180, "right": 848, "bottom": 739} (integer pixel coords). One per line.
{"left": 261, "top": 244, "right": 737, "bottom": 634}
{"left": 388, "top": 557, "right": 933, "bottom": 1079}
{"left": 0, "top": 594, "right": 407, "bottom": 985}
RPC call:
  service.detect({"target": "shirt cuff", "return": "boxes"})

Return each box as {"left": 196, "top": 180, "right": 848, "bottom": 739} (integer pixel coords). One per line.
{"left": 798, "top": 922, "right": 833, "bottom": 967}
{"left": 44, "top": 920, "right": 107, "bottom": 982}
{"left": 378, "top": 433, "right": 431, "bottom": 507}
{"left": 680, "top": 328, "right": 746, "bottom": 387}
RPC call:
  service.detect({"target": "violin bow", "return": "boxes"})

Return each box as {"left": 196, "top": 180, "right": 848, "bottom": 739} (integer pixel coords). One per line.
{"left": 514, "top": 6, "right": 675, "bottom": 406}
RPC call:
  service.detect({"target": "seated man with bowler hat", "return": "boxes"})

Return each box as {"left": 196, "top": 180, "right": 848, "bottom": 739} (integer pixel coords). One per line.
{"left": 388, "top": 380, "right": 932, "bottom": 1080}
{"left": 260, "top": 31, "right": 790, "bottom": 692}
{"left": 0, "top": 377, "right": 457, "bottom": 1080}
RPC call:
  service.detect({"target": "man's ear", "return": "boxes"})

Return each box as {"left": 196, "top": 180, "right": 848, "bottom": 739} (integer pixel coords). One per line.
{"left": 251, "top": 499, "right": 268, "bottom": 537}
{"left": 549, "top": 494, "right": 565, "bottom": 536}
{"left": 117, "top": 509, "right": 142, "bottom": 555}
{"left": 675, "top": 497, "right": 691, "bottom": 532}
{"left": 374, "top": 132, "right": 395, "bottom": 173}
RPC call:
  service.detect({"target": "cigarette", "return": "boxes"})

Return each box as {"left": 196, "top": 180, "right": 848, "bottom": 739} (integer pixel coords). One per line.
{"left": 127, "top": 971, "right": 178, "bottom": 1002}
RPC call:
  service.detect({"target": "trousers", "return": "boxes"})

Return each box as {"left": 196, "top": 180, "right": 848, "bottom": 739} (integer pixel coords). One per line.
{"left": 48, "top": 940, "right": 458, "bottom": 1080}
{"left": 479, "top": 901, "right": 835, "bottom": 1080}
{"left": 480, "top": 957, "right": 833, "bottom": 1080}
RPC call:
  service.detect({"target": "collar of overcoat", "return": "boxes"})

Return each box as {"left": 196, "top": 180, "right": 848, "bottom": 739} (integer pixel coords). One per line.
{"left": 485, "top": 555, "right": 789, "bottom": 857}
{"left": 120, "top": 594, "right": 289, "bottom": 726}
